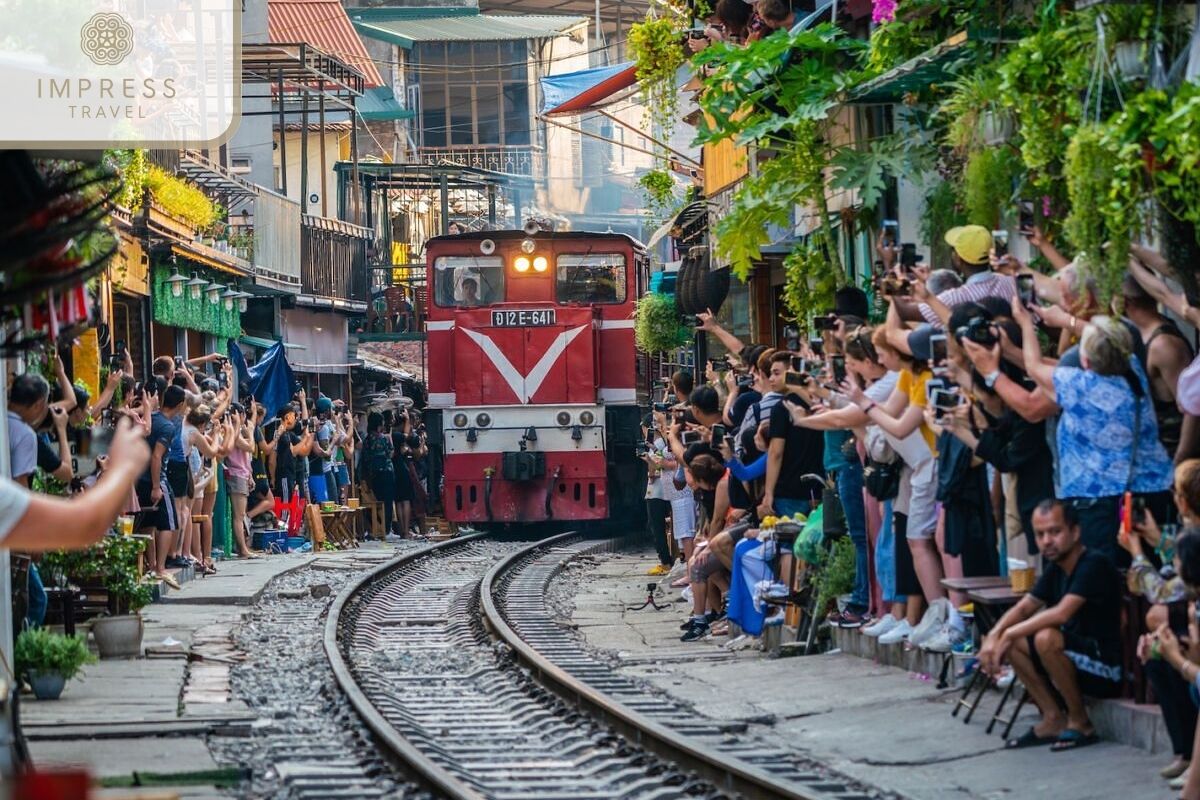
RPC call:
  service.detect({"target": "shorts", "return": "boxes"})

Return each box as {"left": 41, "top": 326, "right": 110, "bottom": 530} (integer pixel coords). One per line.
{"left": 670, "top": 494, "right": 696, "bottom": 541}
{"left": 335, "top": 465, "right": 350, "bottom": 488}
{"left": 226, "top": 473, "right": 250, "bottom": 496}
{"left": 167, "top": 460, "right": 193, "bottom": 500}
{"left": 898, "top": 457, "right": 937, "bottom": 540}
{"left": 308, "top": 474, "right": 329, "bottom": 503}
{"left": 774, "top": 498, "right": 811, "bottom": 519}
{"left": 1027, "top": 631, "right": 1122, "bottom": 699}
{"left": 135, "top": 476, "right": 177, "bottom": 532}
{"left": 689, "top": 550, "right": 727, "bottom": 583}
{"left": 325, "top": 471, "right": 338, "bottom": 500}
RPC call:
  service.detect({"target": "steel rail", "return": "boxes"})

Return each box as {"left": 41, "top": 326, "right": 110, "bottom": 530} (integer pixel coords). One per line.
{"left": 323, "top": 533, "right": 489, "bottom": 800}
{"left": 480, "top": 533, "right": 816, "bottom": 800}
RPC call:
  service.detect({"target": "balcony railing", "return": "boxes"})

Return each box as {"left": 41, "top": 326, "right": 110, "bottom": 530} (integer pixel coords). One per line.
{"left": 414, "top": 145, "right": 544, "bottom": 178}
{"left": 253, "top": 188, "right": 302, "bottom": 291}
{"left": 301, "top": 214, "right": 373, "bottom": 305}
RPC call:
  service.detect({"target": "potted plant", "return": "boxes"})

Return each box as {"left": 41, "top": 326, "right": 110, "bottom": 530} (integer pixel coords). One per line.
{"left": 15, "top": 628, "right": 95, "bottom": 700}
{"left": 88, "top": 536, "right": 154, "bottom": 659}
{"left": 1105, "top": 6, "right": 1152, "bottom": 81}
{"left": 634, "top": 291, "right": 691, "bottom": 354}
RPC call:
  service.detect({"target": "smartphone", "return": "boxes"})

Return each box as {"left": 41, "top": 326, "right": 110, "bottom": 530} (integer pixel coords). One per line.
{"left": 809, "top": 338, "right": 824, "bottom": 357}
{"left": 992, "top": 230, "right": 1009, "bottom": 257}
{"left": 1018, "top": 200, "right": 1035, "bottom": 234}
{"left": 786, "top": 371, "right": 808, "bottom": 386}
{"left": 1016, "top": 273, "right": 1036, "bottom": 307}
{"left": 652, "top": 402, "right": 670, "bottom": 413}
{"left": 115, "top": 339, "right": 126, "bottom": 356}
{"left": 174, "top": 356, "right": 183, "bottom": 369}
{"left": 813, "top": 314, "right": 838, "bottom": 331}
{"left": 930, "top": 388, "right": 960, "bottom": 419}
{"left": 831, "top": 355, "right": 847, "bottom": 384}
{"left": 900, "top": 243, "right": 918, "bottom": 268}
{"left": 1122, "top": 490, "right": 1134, "bottom": 536}
{"left": 681, "top": 430, "right": 701, "bottom": 445}
{"left": 930, "top": 333, "right": 948, "bottom": 368}
{"left": 882, "top": 219, "right": 899, "bottom": 235}
{"left": 708, "top": 357, "right": 728, "bottom": 372}
{"left": 711, "top": 423, "right": 726, "bottom": 440}
{"left": 791, "top": 356, "right": 806, "bottom": 374}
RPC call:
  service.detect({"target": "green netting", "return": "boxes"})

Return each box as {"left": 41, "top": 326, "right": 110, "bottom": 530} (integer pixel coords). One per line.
{"left": 151, "top": 264, "right": 242, "bottom": 339}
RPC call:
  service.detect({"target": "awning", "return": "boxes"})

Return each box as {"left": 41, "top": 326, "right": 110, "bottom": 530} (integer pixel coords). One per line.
{"left": 171, "top": 244, "right": 252, "bottom": 278}
{"left": 279, "top": 308, "right": 351, "bottom": 374}
{"left": 352, "top": 8, "right": 587, "bottom": 50}
{"left": 849, "top": 33, "right": 972, "bottom": 104}
{"left": 540, "top": 62, "right": 638, "bottom": 116}
{"left": 358, "top": 86, "right": 415, "bottom": 121}
{"left": 268, "top": 0, "right": 384, "bottom": 87}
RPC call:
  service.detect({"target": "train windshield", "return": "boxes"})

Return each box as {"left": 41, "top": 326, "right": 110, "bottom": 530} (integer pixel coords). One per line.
{"left": 556, "top": 254, "right": 626, "bottom": 305}
{"left": 433, "top": 256, "right": 505, "bottom": 307}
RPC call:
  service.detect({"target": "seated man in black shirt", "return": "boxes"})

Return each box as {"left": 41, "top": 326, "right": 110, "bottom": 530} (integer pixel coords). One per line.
{"left": 979, "top": 499, "right": 1123, "bottom": 752}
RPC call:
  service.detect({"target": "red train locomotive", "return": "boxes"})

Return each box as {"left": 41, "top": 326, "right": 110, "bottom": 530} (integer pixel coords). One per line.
{"left": 423, "top": 228, "right": 649, "bottom": 527}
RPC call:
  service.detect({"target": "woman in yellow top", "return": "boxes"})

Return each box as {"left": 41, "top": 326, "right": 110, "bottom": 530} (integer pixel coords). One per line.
{"left": 844, "top": 315, "right": 946, "bottom": 641}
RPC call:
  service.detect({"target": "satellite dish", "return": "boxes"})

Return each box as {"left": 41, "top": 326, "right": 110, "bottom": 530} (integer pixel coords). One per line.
{"left": 480, "top": 238, "right": 496, "bottom": 255}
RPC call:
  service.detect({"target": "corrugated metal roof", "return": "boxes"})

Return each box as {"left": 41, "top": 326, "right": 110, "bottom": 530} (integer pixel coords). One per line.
{"left": 268, "top": 0, "right": 384, "bottom": 87}
{"left": 352, "top": 12, "right": 587, "bottom": 48}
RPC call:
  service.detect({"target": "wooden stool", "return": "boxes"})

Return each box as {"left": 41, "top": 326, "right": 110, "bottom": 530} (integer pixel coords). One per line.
{"left": 988, "top": 683, "right": 1030, "bottom": 738}
{"left": 952, "top": 668, "right": 991, "bottom": 723}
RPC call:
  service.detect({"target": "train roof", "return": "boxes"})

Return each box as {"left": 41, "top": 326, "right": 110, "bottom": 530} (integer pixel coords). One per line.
{"left": 427, "top": 229, "right": 646, "bottom": 252}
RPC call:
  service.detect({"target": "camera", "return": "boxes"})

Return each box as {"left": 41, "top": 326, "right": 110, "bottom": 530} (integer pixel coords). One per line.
{"left": 813, "top": 314, "right": 838, "bottom": 331}
{"left": 735, "top": 374, "right": 754, "bottom": 389}
{"left": 955, "top": 316, "right": 999, "bottom": 348}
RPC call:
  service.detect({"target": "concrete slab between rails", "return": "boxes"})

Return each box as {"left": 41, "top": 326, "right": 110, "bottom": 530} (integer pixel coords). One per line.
{"left": 571, "top": 550, "right": 1175, "bottom": 800}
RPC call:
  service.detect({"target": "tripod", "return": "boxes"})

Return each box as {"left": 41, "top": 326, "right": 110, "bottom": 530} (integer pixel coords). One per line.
{"left": 626, "top": 581, "right": 671, "bottom": 611}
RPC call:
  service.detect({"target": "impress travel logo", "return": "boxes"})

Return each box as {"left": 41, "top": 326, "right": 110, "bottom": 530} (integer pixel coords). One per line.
{"left": 0, "top": 0, "right": 240, "bottom": 147}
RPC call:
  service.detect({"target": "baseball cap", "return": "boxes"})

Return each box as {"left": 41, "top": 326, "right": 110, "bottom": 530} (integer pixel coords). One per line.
{"left": 907, "top": 324, "right": 935, "bottom": 362}
{"left": 944, "top": 225, "right": 993, "bottom": 265}
{"left": 315, "top": 397, "right": 333, "bottom": 414}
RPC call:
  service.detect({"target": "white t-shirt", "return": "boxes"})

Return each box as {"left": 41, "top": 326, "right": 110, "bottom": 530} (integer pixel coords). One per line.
{"left": 0, "top": 477, "right": 31, "bottom": 543}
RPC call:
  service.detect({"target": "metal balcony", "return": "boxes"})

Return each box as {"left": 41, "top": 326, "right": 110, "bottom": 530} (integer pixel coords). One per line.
{"left": 414, "top": 145, "right": 544, "bottom": 179}
{"left": 300, "top": 214, "right": 373, "bottom": 311}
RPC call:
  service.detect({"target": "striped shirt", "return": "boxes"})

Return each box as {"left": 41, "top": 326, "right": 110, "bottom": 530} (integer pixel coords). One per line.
{"left": 919, "top": 272, "right": 1016, "bottom": 326}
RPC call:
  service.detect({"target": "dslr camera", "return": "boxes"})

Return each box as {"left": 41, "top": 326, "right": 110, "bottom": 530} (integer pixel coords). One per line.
{"left": 955, "top": 316, "right": 999, "bottom": 348}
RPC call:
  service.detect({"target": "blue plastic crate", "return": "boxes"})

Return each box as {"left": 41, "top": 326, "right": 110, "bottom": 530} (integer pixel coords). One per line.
{"left": 252, "top": 529, "right": 287, "bottom": 552}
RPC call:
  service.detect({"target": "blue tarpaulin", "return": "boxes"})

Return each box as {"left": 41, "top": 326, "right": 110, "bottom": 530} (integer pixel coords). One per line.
{"left": 228, "top": 339, "right": 297, "bottom": 419}
{"left": 539, "top": 62, "right": 637, "bottom": 116}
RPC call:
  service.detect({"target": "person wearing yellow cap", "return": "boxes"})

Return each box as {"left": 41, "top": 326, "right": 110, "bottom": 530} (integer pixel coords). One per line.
{"left": 893, "top": 224, "right": 1017, "bottom": 327}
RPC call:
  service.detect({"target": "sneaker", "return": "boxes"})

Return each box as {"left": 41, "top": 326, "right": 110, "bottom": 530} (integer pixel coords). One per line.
{"left": 680, "top": 620, "right": 709, "bottom": 642}
{"left": 837, "top": 610, "right": 868, "bottom": 629}
{"left": 877, "top": 619, "right": 914, "bottom": 645}
{"left": 996, "top": 666, "right": 1015, "bottom": 690}
{"left": 862, "top": 614, "right": 899, "bottom": 638}
{"left": 920, "top": 625, "right": 958, "bottom": 653}
{"left": 909, "top": 598, "right": 952, "bottom": 647}
{"left": 1170, "top": 768, "right": 1190, "bottom": 790}
{"left": 1160, "top": 757, "right": 1189, "bottom": 780}
{"left": 647, "top": 564, "right": 670, "bottom": 576}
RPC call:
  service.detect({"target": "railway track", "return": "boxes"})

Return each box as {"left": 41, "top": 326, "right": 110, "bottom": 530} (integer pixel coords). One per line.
{"left": 326, "top": 532, "right": 883, "bottom": 800}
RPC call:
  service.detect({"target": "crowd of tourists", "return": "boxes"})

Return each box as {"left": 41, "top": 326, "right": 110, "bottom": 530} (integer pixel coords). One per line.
{"left": 643, "top": 225, "right": 1200, "bottom": 791}
{"left": 4, "top": 348, "right": 430, "bottom": 626}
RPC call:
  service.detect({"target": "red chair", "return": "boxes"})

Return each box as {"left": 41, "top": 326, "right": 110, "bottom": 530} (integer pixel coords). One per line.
{"left": 273, "top": 490, "right": 306, "bottom": 536}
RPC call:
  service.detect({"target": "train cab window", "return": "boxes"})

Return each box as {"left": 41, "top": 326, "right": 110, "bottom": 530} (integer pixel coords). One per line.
{"left": 556, "top": 254, "right": 626, "bottom": 304}
{"left": 433, "top": 256, "right": 505, "bottom": 307}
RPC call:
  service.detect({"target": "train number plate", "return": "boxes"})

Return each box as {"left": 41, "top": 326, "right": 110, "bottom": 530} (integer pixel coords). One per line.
{"left": 491, "top": 309, "right": 557, "bottom": 327}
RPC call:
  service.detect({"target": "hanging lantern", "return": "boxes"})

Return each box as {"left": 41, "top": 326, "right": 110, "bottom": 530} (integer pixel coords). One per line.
{"left": 206, "top": 282, "right": 224, "bottom": 305}
{"left": 236, "top": 291, "right": 251, "bottom": 313}
{"left": 186, "top": 274, "right": 208, "bottom": 301}
{"left": 221, "top": 286, "right": 239, "bottom": 311}
{"left": 164, "top": 261, "right": 188, "bottom": 298}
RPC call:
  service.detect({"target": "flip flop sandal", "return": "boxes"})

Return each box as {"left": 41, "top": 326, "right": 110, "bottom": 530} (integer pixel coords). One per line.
{"left": 1050, "top": 729, "right": 1099, "bottom": 752}
{"left": 1005, "top": 728, "right": 1058, "bottom": 750}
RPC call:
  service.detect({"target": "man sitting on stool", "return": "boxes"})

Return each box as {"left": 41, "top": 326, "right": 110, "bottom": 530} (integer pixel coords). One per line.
{"left": 978, "top": 498, "right": 1123, "bottom": 751}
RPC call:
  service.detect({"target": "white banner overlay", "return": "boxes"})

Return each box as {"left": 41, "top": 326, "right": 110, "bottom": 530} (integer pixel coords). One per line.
{"left": 0, "top": 0, "right": 239, "bottom": 146}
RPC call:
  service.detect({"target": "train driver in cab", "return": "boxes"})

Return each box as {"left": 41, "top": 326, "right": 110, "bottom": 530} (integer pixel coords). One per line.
{"left": 460, "top": 277, "right": 482, "bottom": 307}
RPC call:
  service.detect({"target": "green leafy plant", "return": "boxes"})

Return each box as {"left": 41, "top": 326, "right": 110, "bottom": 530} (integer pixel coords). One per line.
{"left": 963, "top": 146, "right": 1018, "bottom": 229}
{"left": 638, "top": 169, "right": 679, "bottom": 224}
{"left": 144, "top": 165, "right": 218, "bottom": 230}
{"left": 781, "top": 236, "right": 839, "bottom": 324}
{"left": 15, "top": 628, "right": 95, "bottom": 681}
{"left": 812, "top": 536, "right": 856, "bottom": 617}
{"left": 629, "top": 14, "right": 687, "bottom": 143}
{"left": 634, "top": 291, "right": 691, "bottom": 354}
{"left": 42, "top": 536, "right": 153, "bottom": 615}
{"left": 1064, "top": 124, "right": 1127, "bottom": 302}
{"left": 108, "top": 149, "right": 148, "bottom": 211}
{"left": 921, "top": 177, "right": 968, "bottom": 268}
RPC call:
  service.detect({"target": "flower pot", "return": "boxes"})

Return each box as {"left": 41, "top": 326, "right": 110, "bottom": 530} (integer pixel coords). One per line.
{"left": 980, "top": 110, "right": 1013, "bottom": 146}
{"left": 28, "top": 669, "right": 67, "bottom": 700}
{"left": 91, "top": 614, "right": 144, "bottom": 659}
{"left": 1114, "top": 41, "right": 1146, "bottom": 80}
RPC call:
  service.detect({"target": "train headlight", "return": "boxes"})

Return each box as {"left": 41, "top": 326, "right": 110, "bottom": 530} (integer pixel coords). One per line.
{"left": 533, "top": 256, "right": 548, "bottom": 273}
{"left": 555, "top": 410, "right": 572, "bottom": 427}
{"left": 475, "top": 412, "right": 492, "bottom": 428}
{"left": 452, "top": 413, "right": 468, "bottom": 428}
{"left": 514, "top": 256, "right": 531, "bottom": 273}
{"left": 579, "top": 410, "right": 595, "bottom": 426}
{"left": 520, "top": 238, "right": 536, "bottom": 254}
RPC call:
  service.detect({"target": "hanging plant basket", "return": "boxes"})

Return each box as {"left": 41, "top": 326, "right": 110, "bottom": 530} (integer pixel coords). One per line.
{"left": 979, "top": 110, "right": 1014, "bottom": 146}
{"left": 1114, "top": 41, "right": 1147, "bottom": 80}
{"left": 634, "top": 291, "right": 691, "bottom": 354}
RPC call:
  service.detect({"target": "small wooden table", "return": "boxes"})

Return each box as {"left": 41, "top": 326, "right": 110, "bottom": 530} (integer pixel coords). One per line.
{"left": 942, "top": 575, "right": 1010, "bottom": 593}
{"left": 320, "top": 508, "right": 359, "bottom": 549}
